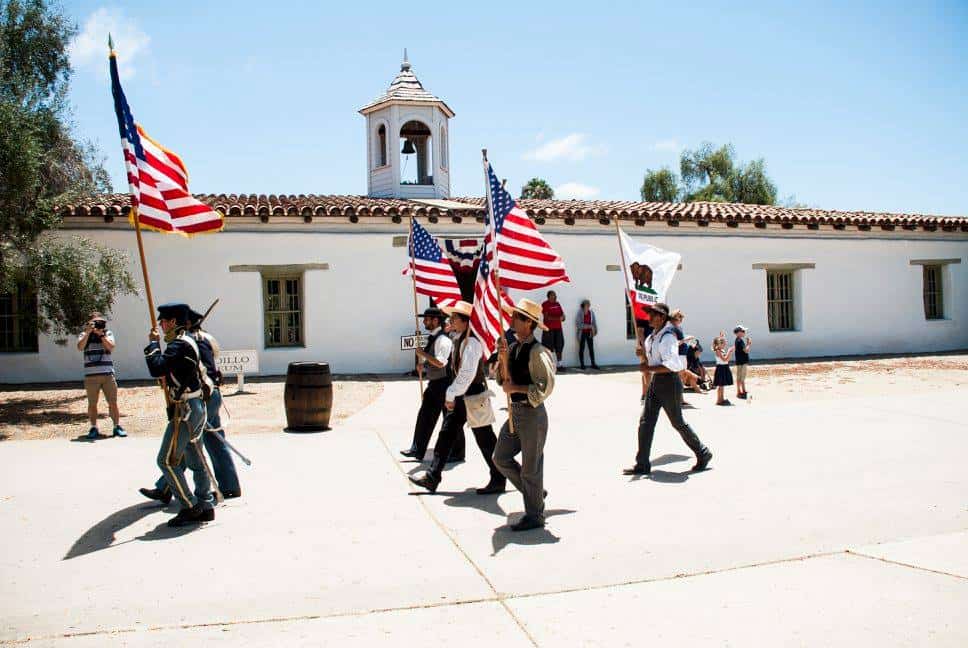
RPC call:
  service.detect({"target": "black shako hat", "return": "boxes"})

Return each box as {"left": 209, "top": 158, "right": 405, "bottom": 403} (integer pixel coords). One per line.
{"left": 421, "top": 307, "right": 446, "bottom": 320}
{"left": 157, "top": 302, "right": 192, "bottom": 324}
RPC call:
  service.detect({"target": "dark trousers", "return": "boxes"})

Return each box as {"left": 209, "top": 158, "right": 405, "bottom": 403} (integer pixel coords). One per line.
{"left": 578, "top": 331, "right": 596, "bottom": 367}
{"left": 636, "top": 373, "right": 707, "bottom": 469}
{"left": 494, "top": 403, "right": 548, "bottom": 521}
{"left": 409, "top": 378, "right": 464, "bottom": 459}
{"left": 430, "top": 397, "right": 502, "bottom": 483}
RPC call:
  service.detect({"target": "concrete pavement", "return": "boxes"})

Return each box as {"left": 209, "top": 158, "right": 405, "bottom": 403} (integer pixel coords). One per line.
{"left": 1, "top": 371, "right": 966, "bottom": 646}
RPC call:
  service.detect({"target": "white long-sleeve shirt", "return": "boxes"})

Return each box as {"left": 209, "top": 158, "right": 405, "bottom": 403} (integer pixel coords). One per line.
{"left": 446, "top": 335, "right": 483, "bottom": 402}
{"left": 645, "top": 323, "right": 684, "bottom": 372}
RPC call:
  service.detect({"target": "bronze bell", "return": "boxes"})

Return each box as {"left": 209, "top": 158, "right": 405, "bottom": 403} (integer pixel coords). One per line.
{"left": 401, "top": 138, "right": 416, "bottom": 155}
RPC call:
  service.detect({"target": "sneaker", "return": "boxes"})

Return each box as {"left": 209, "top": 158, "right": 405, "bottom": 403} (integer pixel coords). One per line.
{"left": 112, "top": 425, "right": 127, "bottom": 437}
{"left": 716, "top": 400, "right": 733, "bottom": 407}
{"left": 86, "top": 427, "right": 98, "bottom": 440}
{"left": 737, "top": 393, "right": 747, "bottom": 400}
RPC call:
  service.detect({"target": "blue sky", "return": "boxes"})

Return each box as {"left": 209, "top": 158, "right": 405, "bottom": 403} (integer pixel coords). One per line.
{"left": 65, "top": 1, "right": 968, "bottom": 215}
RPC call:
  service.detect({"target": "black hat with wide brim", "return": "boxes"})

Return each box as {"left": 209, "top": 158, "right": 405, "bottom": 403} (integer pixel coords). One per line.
{"left": 421, "top": 307, "right": 447, "bottom": 319}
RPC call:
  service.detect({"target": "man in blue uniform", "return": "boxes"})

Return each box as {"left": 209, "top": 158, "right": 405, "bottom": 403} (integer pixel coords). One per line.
{"left": 141, "top": 302, "right": 215, "bottom": 527}
{"left": 140, "top": 307, "right": 241, "bottom": 504}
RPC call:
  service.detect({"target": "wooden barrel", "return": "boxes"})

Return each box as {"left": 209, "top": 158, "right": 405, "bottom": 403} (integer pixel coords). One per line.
{"left": 284, "top": 362, "right": 333, "bottom": 431}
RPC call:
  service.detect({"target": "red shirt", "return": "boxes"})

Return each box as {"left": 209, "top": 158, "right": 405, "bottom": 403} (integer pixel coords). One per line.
{"left": 541, "top": 300, "right": 564, "bottom": 330}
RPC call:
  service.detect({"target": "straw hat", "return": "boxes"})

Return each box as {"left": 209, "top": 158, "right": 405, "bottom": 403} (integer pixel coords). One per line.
{"left": 502, "top": 298, "right": 548, "bottom": 331}
{"left": 442, "top": 301, "right": 473, "bottom": 318}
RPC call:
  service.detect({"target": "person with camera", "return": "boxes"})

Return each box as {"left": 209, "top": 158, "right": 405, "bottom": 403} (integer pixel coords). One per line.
{"left": 76, "top": 312, "right": 125, "bottom": 440}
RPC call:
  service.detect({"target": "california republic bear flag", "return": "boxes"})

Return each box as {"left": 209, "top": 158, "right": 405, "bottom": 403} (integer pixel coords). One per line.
{"left": 618, "top": 227, "right": 681, "bottom": 320}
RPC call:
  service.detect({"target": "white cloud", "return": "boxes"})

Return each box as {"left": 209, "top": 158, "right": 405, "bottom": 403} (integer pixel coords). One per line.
{"left": 652, "top": 138, "right": 681, "bottom": 152}
{"left": 555, "top": 182, "right": 600, "bottom": 200}
{"left": 70, "top": 8, "right": 149, "bottom": 79}
{"left": 523, "top": 133, "right": 604, "bottom": 162}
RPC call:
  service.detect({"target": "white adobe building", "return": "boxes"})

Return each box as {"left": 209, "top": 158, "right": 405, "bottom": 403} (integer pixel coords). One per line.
{"left": 1, "top": 56, "right": 966, "bottom": 383}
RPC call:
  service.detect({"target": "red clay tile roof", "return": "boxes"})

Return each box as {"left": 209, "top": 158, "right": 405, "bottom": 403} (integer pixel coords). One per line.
{"left": 59, "top": 193, "right": 968, "bottom": 232}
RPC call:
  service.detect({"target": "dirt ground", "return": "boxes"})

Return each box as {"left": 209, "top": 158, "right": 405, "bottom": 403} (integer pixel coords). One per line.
{"left": 602, "top": 353, "right": 968, "bottom": 403}
{"left": 0, "top": 377, "right": 383, "bottom": 441}
{"left": 1, "top": 354, "right": 965, "bottom": 441}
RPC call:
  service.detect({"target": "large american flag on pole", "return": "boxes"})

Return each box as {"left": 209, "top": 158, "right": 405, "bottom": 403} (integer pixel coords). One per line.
{"left": 403, "top": 218, "right": 463, "bottom": 309}
{"left": 109, "top": 50, "right": 223, "bottom": 236}
{"left": 483, "top": 162, "right": 569, "bottom": 290}
{"left": 470, "top": 159, "right": 569, "bottom": 357}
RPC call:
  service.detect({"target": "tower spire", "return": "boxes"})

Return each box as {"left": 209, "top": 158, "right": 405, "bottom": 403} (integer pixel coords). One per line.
{"left": 401, "top": 48, "right": 410, "bottom": 71}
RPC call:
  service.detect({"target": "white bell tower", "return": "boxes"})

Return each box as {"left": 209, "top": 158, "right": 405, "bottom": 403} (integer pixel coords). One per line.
{"left": 359, "top": 51, "right": 454, "bottom": 199}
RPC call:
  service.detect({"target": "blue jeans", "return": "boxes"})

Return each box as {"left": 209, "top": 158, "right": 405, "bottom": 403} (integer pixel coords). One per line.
{"left": 155, "top": 397, "right": 214, "bottom": 511}
{"left": 201, "top": 389, "right": 240, "bottom": 492}
{"left": 155, "top": 390, "right": 240, "bottom": 495}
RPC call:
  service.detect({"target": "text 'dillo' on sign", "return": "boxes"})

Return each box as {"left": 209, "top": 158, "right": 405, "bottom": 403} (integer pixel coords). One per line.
{"left": 217, "top": 350, "right": 259, "bottom": 375}
{"left": 400, "top": 335, "right": 429, "bottom": 351}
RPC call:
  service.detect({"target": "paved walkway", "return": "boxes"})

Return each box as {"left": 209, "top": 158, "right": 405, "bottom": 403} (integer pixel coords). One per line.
{"left": 1, "top": 371, "right": 966, "bottom": 646}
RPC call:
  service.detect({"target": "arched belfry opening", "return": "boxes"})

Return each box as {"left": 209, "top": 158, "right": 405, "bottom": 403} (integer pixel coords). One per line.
{"left": 359, "top": 51, "right": 454, "bottom": 198}
{"left": 400, "top": 120, "right": 432, "bottom": 185}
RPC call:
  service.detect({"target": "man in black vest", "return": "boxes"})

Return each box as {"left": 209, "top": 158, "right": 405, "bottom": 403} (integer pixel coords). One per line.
{"left": 623, "top": 303, "right": 712, "bottom": 476}
{"left": 409, "top": 302, "right": 505, "bottom": 494}
{"left": 401, "top": 307, "right": 465, "bottom": 462}
{"left": 494, "top": 298, "right": 556, "bottom": 532}
{"left": 142, "top": 302, "right": 216, "bottom": 527}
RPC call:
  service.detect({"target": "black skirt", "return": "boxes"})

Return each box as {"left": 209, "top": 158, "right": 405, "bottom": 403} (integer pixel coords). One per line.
{"left": 713, "top": 364, "right": 734, "bottom": 387}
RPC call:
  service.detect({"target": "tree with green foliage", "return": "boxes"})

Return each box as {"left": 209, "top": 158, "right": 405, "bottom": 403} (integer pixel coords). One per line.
{"left": 640, "top": 142, "right": 779, "bottom": 205}
{"left": 520, "top": 177, "right": 554, "bottom": 200}
{"left": 1, "top": 0, "right": 135, "bottom": 338}
{"left": 640, "top": 167, "right": 679, "bottom": 202}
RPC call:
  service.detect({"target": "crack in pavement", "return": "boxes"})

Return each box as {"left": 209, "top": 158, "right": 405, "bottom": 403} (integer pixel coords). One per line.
{"left": 367, "top": 416, "right": 541, "bottom": 648}
{"left": 9, "top": 541, "right": 967, "bottom": 645}
{"left": 844, "top": 549, "right": 968, "bottom": 581}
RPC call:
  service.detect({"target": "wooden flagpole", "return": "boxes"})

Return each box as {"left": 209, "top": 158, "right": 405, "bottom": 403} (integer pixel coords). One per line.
{"left": 408, "top": 216, "right": 425, "bottom": 397}
{"left": 483, "top": 149, "right": 516, "bottom": 435}
{"left": 132, "top": 207, "right": 171, "bottom": 406}
{"left": 614, "top": 218, "right": 640, "bottom": 343}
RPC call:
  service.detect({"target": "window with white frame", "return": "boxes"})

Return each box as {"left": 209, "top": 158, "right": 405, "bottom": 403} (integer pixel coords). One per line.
{"left": 376, "top": 124, "right": 387, "bottom": 168}
{"left": 0, "top": 282, "right": 38, "bottom": 353}
{"left": 263, "top": 273, "right": 304, "bottom": 347}
{"left": 767, "top": 270, "right": 796, "bottom": 331}
{"left": 922, "top": 264, "right": 944, "bottom": 320}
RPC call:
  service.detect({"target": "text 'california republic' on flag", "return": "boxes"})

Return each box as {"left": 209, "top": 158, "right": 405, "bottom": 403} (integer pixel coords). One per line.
{"left": 109, "top": 51, "right": 223, "bottom": 236}
{"left": 403, "top": 218, "right": 463, "bottom": 309}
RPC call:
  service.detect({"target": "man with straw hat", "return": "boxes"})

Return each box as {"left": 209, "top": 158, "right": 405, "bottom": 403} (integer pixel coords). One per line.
{"left": 409, "top": 301, "right": 506, "bottom": 495}
{"left": 493, "top": 298, "right": 556, "bottom": 531}
{"left": 401, "top": 307, "right": 465, "bottom": 462}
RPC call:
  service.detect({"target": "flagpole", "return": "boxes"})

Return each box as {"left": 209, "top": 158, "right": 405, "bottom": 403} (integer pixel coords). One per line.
{"left": 408, "top": 216, "right": 425, "bottom": 397}
{"left": 110, "top": 38, "right": 168, "bottom": 406}
{"left": 614, "top": 218, "right": 640, "bottom": 343}
{"left": 483, "top": 149, "right": 516, "bottom": 435}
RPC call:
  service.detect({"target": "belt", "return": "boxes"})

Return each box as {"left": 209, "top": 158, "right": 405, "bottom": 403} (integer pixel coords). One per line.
{"left": 170, "top": 389, "right": 202, "bottom": 402}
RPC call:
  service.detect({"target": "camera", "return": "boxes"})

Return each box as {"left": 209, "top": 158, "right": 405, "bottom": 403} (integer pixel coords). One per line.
{"left": 92, "top": 320, "right": 106, "bottom": 331}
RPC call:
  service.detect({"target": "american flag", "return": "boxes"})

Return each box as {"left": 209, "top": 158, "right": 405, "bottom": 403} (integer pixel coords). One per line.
{"left": 470, "top": 160, "right": 569, "bottom": 357}
{"left": 484, "top": 163, "right": 569, "bottom": 290}
{"left": 403, "top": 218, "right": 463, "bottom": 309}
{"left": 109, "top": 52, "right": 223, "bottom": 236}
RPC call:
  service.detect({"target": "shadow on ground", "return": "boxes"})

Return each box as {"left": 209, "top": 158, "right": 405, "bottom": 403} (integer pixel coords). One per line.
{"left": 491, "top": 509, "right": 576, "bottom": 555}
{"left": 63, "top": 501, "right": 200, "bottom": 560}
{"left": 0, "top": 395, "right": 88, "bottom": 426}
